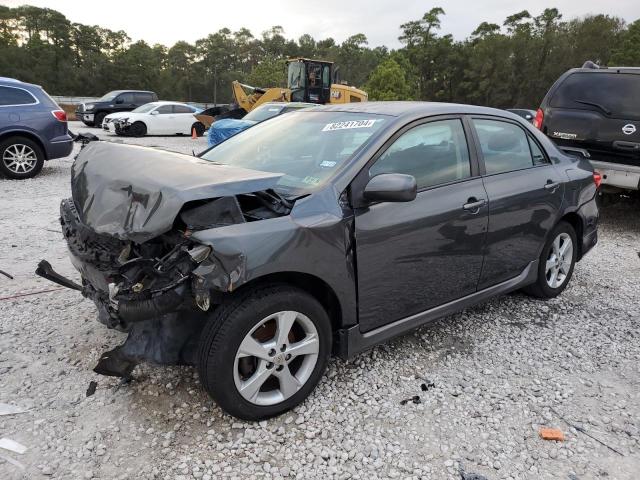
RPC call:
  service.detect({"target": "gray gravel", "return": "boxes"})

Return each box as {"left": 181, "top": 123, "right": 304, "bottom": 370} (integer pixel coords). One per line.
{"left": 0, "top": 122, "right": 639, "bottom": 479}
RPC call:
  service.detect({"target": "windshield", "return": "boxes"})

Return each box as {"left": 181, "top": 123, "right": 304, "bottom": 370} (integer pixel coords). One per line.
{"left": 98, "top": 91, "right": 121, "bottom": 102}
{"left": 131, "top": 103, "right": 157, "bottom": 113}
{"left": 243, "top": 104, "right": 284, "bottom": 122}
{"left": 550, "top": 73, "right": 640, "bottom": 119}
{"left": 200, "top": 111, "right": 388, "bottom": 195}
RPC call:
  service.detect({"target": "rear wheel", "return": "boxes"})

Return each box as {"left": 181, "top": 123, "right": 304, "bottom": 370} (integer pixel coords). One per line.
{"left": 523, "top": 221, "right": 577, "bottom": 298}
{"left": 0, "top": 136, "right": 45, "bottom": 179}
{"left": 197, "top": 285, "right": 331, "bottom": 420}
{"left": 129, "top": 121, "right": 147, "bottom": 137}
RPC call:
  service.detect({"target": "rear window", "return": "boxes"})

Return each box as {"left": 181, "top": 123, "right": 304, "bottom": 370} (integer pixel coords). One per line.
{"left": 550, "top": 73, "right": 640, "bottom": 119}
{"left": 135, "top": 92, "right": 153, "bottom": 103}
{"left": 0, "top": 86, "right": 37, "bottom": 106}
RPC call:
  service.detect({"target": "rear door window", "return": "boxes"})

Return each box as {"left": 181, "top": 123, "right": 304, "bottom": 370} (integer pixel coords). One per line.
{"left": 172, "top": 104, "right": 195, "bottom": 113}
{"left": 370, "top": 119, "right": 472, "bottom": 189}
{"left": 473, "top": 119, "right": 535, "bottom": 175}
{"left": 117, "top": 93, "right": 134, "bottom": 104}
{"left": 156, "top": 105, "right": 173, "bottom": 114}
{"left": 134, "top": 93, "right": 152, "bottom": 104}
{"left": 550, "top": 73, "right": 640, "bottom": 120}
{"left": 0, "top": 86, "right": 38, "bottom": 106}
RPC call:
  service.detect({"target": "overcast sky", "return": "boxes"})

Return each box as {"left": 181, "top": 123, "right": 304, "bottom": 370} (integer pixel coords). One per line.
{"left": 5, "top": 0, "right": 640, "bottom": 48}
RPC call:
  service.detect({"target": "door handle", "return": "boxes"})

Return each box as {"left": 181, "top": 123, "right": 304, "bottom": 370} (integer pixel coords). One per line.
{"left": 462, "top": 198, "right": 486, "bottom": 213}
{"left": 544, "top": 181, "right": 560, "bottom": 191}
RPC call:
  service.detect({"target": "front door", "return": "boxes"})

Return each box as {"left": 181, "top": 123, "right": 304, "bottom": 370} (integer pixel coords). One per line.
{"left": 354, "top": 118, "right": 488, "bottom": 332}
{"left": 150, "top": 104, "right": 176, "bottom": 134}
{"left": 469, "top": 117, "right": 564, "bottom": 288}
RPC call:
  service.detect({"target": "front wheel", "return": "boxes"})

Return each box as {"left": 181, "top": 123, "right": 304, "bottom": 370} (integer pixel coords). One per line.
{"left": 523, "top": 221, "right": 577, "bottom": 298}
{"left": 129, "top": 121, "right": 147, "bottom": 137}
{"left": 197, "top": 285, "right": 331, "bottom": 420}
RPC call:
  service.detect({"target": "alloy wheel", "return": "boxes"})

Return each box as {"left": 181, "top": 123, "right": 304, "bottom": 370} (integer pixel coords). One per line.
{"left": 2, "top": 144, "right": 37, "bottom": 174}
{"left": 545, "top": 232, "right": 573, "bottom": 288}
{"left": 233, "top": 311, "right": 320, "bottom": 406}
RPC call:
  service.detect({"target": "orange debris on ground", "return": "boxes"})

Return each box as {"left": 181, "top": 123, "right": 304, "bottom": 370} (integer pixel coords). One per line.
{"left": 539, "top": 427, "right": 565, "bottom": 441}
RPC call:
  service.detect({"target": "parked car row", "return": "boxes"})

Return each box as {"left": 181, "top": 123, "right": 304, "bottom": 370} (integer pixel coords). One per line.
{"left": 75, "top": 90, "right": 158, "bottom": 127}
{"left": 4, "top": 62, "right": 639, "bottom": 198}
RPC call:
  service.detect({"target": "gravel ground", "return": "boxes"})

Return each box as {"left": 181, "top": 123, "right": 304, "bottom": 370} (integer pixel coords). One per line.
{"left": 0, "top": 122, "right": 638, "bottom": 480}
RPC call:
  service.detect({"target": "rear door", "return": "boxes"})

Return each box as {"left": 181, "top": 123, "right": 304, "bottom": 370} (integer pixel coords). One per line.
{"left": 353, "top": 117, "right": 488, "bottom": 332}
{"left": 134, "top": 92, "right": 153, "bottom": 107}
{"left": 544, "top": 72, "right": 640, "bottom": 168}
{"left": 172, "top": 104, "right": 197, "bottom": 134}
{"left": 115, "top": 92, "right": 136, "bottom": 112}
{"left": 470, "top": 117, "right": 564, "bottom": 289}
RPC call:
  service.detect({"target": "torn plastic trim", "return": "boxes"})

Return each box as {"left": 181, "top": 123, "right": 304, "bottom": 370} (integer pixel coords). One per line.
{"left": 35, "top": 260, "right": 82, "bottom": 291}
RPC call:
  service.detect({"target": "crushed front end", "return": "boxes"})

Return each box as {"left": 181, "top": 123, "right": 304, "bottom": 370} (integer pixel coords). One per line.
{"left": 39, "top": 142, "right": 289, "bottom": 378}
{"left": 59, "top": 198, "right": 216, "bottom": 377}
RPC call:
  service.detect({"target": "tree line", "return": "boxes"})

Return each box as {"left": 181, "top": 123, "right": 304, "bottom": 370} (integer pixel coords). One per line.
{"left": 1, "top": 5, "right": 639, "bottom": 108}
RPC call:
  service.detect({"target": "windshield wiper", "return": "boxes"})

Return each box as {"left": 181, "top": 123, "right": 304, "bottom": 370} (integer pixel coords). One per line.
{"left": 574, "top": 99, "right": 612, "bottom": 116}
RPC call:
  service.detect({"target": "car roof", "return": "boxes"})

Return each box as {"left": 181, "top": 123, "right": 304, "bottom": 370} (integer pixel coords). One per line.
{"left": 142, "top": 101, "right": 194, "bottom": 107}
{"left": 0, "top": 77, "right": 40, "bottom": 89}
{"left": 108, "top": 89, "right": 156, "bottom": 93}
{"left": 565, "top": 67, "right": 640, "bottom": 75}
{"left": 308, "top": 101, "right": 515, "bottom": 119}
{"left": 256, "top": 102, "right": 316, "bottom": 109}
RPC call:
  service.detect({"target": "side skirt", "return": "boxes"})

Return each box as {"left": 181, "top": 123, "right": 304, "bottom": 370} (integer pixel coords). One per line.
{"left": 336, "top": 260, "right": 538, "bottom": 359}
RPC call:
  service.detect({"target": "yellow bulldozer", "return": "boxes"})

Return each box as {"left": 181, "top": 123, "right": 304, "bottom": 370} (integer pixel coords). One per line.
{"left": 232, "top": 58, "right": 368, "bottom": 112}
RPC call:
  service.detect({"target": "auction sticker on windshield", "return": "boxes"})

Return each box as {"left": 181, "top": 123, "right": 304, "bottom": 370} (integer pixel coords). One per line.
{"left": 322, "top": 119, "right": 377, "bottom": 132}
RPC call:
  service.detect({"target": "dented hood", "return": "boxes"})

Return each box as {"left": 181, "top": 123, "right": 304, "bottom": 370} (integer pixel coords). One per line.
{"left": 71, "top": 142, "right": 282, "bottom": 242}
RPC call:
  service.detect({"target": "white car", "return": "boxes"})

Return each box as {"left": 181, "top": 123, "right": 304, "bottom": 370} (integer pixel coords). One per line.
{"left": 103, "top": 102, "right": 204, "bottom": 137}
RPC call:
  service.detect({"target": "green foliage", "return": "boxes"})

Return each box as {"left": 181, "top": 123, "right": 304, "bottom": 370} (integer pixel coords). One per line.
{"left": 611, "top": 20, "right": 640, "bottom": 65}
{"left": 247, "top": 56, "right": 287, "bottom": 87}
{"left": 365, "top": 59, "right": 412, "bottom": 100}
{"left": 0, "top": 5, "right": 636, "bottom": 107}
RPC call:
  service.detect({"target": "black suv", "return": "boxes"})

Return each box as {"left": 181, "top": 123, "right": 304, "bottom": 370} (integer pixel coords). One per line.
{"left": 535, "top": 62, "right": 640, "bottom": 193}
{"left": 75, "top": 90, "right": 158, "bottom": 127}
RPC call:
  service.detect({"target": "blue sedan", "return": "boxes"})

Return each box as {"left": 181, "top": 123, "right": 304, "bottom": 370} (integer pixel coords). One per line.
{"left": 208, "top": 102, "right": 315, "bottom": 146}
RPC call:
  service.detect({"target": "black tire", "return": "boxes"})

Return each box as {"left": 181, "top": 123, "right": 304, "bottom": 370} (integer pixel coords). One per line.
{"left": 197, "top": 285, "right": 332, "bottom": 420}
{"left": 0, "top": 136, "right": 45, "bottom": 179}
{"left": 129, "top": 121, "right": 147, "bottom": 137}
{"left": 82, "top": 121, "right": 95, "bottom": 127}
{"left": 191, "top": 122, "right": 205, "bottom": 137}
{"left": 523, "top": 221, "right": 577, "bottom": 299}
{"left": 94, "top": 112, "right": 106, "bottom": 129}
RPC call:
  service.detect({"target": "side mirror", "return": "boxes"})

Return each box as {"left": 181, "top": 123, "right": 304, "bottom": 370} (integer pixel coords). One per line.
{"left": 115, "top": 98, "right": 124, "bottom": 104}
{"left": 150, "top": 110, "right": 159, "bottom": 115}
{"left": 363, "top": 173, "right": 417, "bottom": 203}
{"left": 525, "top": 114, "right": 533, "bottom": 120}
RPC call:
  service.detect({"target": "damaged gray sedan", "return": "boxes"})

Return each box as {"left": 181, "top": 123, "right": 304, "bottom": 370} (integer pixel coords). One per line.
{"left": 39, "top": 102, "right": 598, "bottom": 420}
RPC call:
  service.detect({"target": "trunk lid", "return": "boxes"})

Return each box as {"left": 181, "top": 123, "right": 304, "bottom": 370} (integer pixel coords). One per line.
{"left": 72, "top": 142, "right": 282, "bottom": 242}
